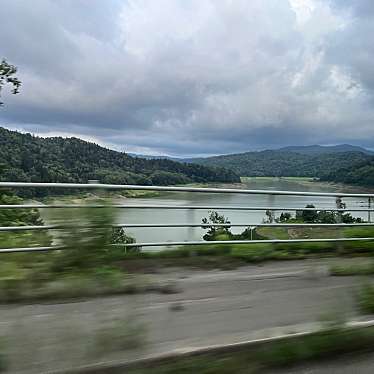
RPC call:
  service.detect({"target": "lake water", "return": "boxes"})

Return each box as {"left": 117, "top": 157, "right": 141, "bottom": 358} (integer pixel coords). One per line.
{"left": 118, "top": 178, "right": 371, "bottom": 248}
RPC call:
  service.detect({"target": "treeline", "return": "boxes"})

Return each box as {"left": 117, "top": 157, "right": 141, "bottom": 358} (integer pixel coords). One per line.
{"left": 189, "top": 150, "right": 371, "bottom": 178}
{"left": 0, "top": 127, "right": 240, "bottom": 196}
{"left": 321, "top": 158, "right": 374, "bottom": 187}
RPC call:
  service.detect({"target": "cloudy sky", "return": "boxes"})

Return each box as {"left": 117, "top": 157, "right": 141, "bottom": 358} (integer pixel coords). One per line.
{"left": 0, "top": 0, "right": 374, "bottom": 156}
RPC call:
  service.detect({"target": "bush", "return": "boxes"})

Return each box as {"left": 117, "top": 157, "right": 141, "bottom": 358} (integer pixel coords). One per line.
{"left": 48, "top": 202, "right": 131, "bottom": 271}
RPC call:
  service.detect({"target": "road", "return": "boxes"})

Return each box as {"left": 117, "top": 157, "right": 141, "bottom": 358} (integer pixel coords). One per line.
{"left": 0, "top": 259, "right": 370, "bottom": 373}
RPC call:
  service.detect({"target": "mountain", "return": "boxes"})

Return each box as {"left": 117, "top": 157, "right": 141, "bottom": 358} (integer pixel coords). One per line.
{"left": 0, "top": 127, "right": 240, "bottom": 196}
{"left": 187, "top": 149, "right": 372, "bottom": 178}
{"left": 278, "top": 144, "right": 374, "bottom": 156}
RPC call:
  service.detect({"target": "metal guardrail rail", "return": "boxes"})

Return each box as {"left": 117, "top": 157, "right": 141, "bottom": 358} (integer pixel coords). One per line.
{"left": 0, "top": 181, "right": 374, "bottom": 252}
{"left": 1, "top": 204, "right": 374, "bottom": 211}
{"left": 1, "top": 181, "right": 374, "bottom": 197}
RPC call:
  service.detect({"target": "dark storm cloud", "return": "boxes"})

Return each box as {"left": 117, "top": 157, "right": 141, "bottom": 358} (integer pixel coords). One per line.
{"left": 1, "top": 0, "right": 374, "bottom": 156}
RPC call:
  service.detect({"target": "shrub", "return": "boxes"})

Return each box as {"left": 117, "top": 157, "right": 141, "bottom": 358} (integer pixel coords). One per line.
{"left": 48, "top": 202, "right": 128, "bottom": 271}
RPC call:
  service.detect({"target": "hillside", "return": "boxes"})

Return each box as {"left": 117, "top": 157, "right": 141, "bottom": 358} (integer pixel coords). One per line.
{"left": 321, "top": 159, "right": 374, "bottom": 187}
{"left": 187, "top": 150, "right": 372, "bottom": 178}
{"left": 279, "top": 144, "right": 374, "bottom": 156}
{"left": 0, "top": 127, "right": 240, "bottom": 193}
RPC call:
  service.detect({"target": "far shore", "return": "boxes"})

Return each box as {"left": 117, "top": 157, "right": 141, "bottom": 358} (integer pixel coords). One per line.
{"left": 31, "top": 176, "right": 374, "bottom": 204}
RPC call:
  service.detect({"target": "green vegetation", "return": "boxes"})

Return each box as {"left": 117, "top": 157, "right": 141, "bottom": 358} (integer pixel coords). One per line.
{"left": 279, "top": 144, "right": 373, "bottom": 156}
{"left": 0, "top": 127, "right": 240, "bottom": 198}
{"left": 358, "top": 283, "right": 374, "bottom": 314}
{"left": 0, "top": 59, "right": 21, "bottom": 106}
{"left": 2, "top": 204, "right": 374, "bottom": 303}
{"left": 274, "top": 204, "right": 363, "bottom": 224}
{"left": 125, "top": 326, "right": 374, "bottom": 374}
{"left": 122, "top": 237, "right": 373, "bottom": 268}
{"left": 0, "top": 191, "right": 52, "bottom": 253}
{"left": 330, "top": 262, "right": 374, "bottom": 276}
{"left": 0, "top": 201, "right": 162, "bottom": 302}
{"left": 321, "top": 158, "right": 374, "bottom": 187}
{"left": 189, "top": 149, "right": 371, "bottom": 178}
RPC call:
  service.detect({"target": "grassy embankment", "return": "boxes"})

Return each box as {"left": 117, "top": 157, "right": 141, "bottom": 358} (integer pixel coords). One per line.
{"left": 1, "top": 218, "right": 374, "bottom": 302}
{"left": 123, "top": 325, "right": 374, "bottom": 374}
{"left": 2, "top": 177, "right": 374, "bottom": 303}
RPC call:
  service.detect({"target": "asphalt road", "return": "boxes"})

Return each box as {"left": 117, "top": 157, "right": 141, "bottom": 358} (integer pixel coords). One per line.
{"left": 0, "top": 259, "right": 370, "bottom": 373}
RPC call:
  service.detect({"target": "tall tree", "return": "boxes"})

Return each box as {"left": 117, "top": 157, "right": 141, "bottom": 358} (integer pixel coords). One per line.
{"left": 0, "top": 59, "right": 21, "bottom": 106}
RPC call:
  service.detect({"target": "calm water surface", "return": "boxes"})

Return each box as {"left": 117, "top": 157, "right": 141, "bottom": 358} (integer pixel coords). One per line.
{"left": 118, "top": 179, "right": 372, "bottom": 249}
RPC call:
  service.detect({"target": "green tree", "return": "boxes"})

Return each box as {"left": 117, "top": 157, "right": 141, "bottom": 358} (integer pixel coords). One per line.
{"left": 202, "top": 211, "right": 231, "bottom": 241}
{"left": 278, "top": 212, "right": 292, "bottom": 222}
{"left": 0, "top": 59, "right": 21, "bottom": 106}
{"left": 111, "top": 227, "right": 140, "bottom": 252}
{"left": 317, "top": 210, "right": 337, "bottom": 224}
{"left": 299, "top": 204, "right": 318, "bottom": 223}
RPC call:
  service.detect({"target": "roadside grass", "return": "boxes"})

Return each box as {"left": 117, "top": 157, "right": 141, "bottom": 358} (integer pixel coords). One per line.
{"left": 124, "top": 326, "right": 374, "bottom": 374}
{"left": 2, "top": 239, "right": 374, "bottom": 303}
{"left": 330, "top": 262, "right": 374, "bottom": 276}
{"left": 2, "top": 206, "right": 374, "bottom": 303}
{"left": 357, "top": 283, "right": 374, "bottom": 314}
{"left": 0, "top": 253, "right": 182, "bottom": 303}
{"left": 0, "top": 241, "right": 340, "bottom": 303}
{"left": 257, "top": 227, "right": 289, "bottom": 239}
{"left": 120, "top": 238, "right": 374, "bottom": 271}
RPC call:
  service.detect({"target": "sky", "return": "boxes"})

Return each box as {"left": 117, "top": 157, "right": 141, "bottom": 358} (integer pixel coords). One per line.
{"left": 0, "top": 0, "right": 374, "bottom": 157}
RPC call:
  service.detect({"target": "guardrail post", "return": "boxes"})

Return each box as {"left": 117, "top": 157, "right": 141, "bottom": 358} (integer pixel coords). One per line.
{"left": 335, "top": 197, "right": 344, "bottom": 252}
{"left": 267, "top": 194, "right": 275, "bottom": 223}
{"left": 369, "top": 197, "right": 371, "bottom": 223}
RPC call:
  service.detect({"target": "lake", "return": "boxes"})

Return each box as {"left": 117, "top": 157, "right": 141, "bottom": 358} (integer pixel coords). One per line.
{"left": 118, "top": 178, "right": 372, "bottom": 249}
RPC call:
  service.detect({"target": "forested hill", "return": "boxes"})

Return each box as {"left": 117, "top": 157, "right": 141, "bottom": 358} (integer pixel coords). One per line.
{"left": 187, "top": 150, "right": 372, "bottom": 178}
{"left": 278, "top": 144, "right": 374, "bottom": 156}
{"left": 0, "top": 127, "right": 240, "bottom": 187}
{"left": 321, "top": 159, "right": 374, "bottom": 187}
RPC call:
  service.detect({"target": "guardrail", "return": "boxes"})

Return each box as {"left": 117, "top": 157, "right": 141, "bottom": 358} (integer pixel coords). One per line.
{"left": 0, "top": 181, "right": 374, "bottom": 253}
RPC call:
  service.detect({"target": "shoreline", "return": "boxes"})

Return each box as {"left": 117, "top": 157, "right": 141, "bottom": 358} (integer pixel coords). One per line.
{"left": 31, "top": 177, "right": 374, "bottom": 204}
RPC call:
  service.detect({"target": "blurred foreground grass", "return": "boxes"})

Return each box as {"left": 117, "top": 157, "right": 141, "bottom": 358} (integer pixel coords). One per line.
{"left": 2, "top": 232, "right": 374, "bottom": 302}
{"left": 2, "top": 201, "right": 374, "bottom": 303}
{"left": 125, "top": 326, "right": 374, "bottom": 374}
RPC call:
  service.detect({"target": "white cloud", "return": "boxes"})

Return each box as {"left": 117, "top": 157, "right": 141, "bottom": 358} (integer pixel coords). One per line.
{"left": 1, "top": 0, "right": 374, "bottom": 155}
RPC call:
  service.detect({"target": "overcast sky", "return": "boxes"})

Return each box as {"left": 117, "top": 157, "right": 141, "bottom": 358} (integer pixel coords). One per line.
{"left": 1, "top": 0, "right": 374, "bottom": 156}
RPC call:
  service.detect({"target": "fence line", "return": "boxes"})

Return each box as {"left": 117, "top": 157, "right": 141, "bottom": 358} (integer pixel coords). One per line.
{"left": 120, "top": 237, "right": 374, "bottom": 248}
{"left": 1, "top": 181, "right": 374, "bottom": 198}
{"left": 1, "top": 222, "right": 374, "bottom": 232}
{"left": 0, "top": 181, "right": 373, "bottom": 253}
{"left": 1, "top": 204, "right": 374, "bottom": 212}
{"left": 2, "top": 237, "right": 374, "bottom": 253}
